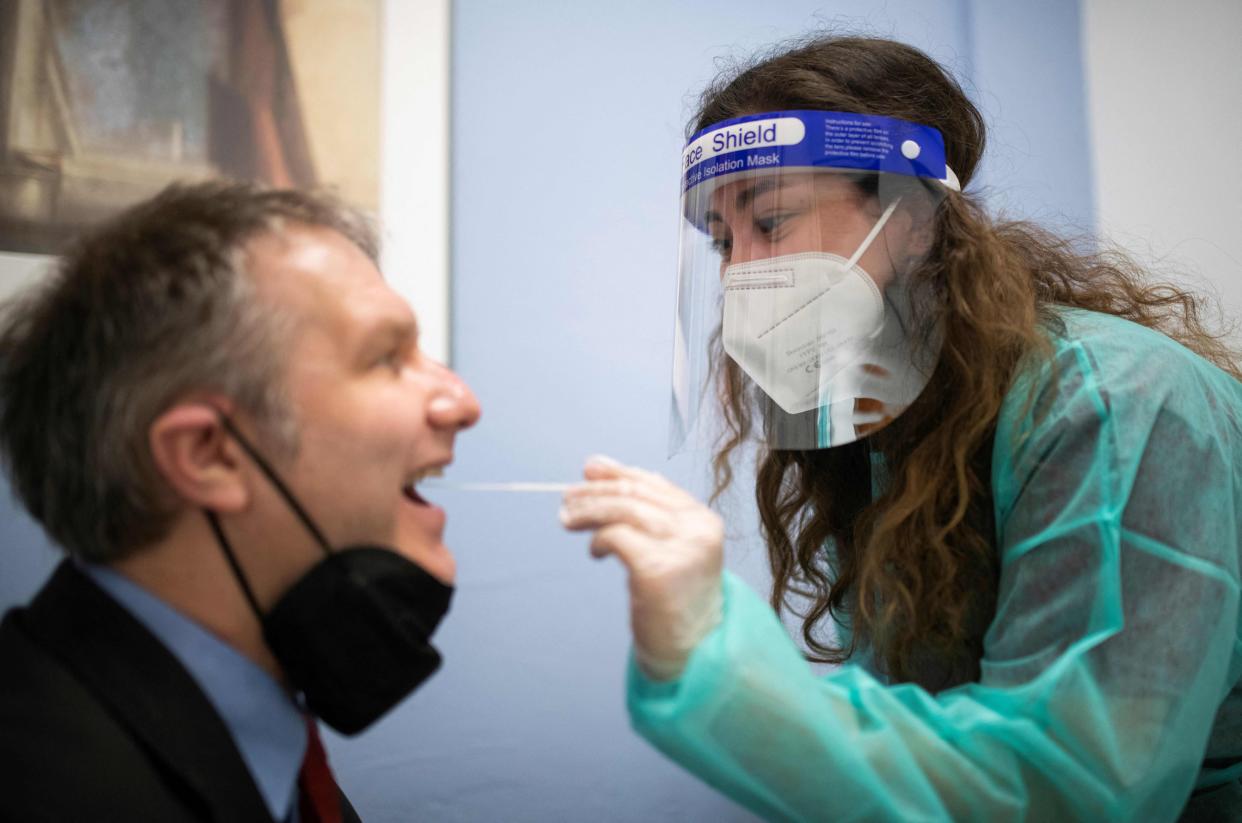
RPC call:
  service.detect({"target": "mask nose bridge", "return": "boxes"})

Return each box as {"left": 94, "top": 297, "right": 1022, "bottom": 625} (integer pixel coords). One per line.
{"left": 750, "top": 254, "right": 852, "bottom": 340}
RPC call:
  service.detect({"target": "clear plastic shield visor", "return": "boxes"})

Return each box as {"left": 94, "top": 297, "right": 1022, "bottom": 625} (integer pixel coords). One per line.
{"left": 670, "top": 110, "right": 957, "bottom": 454}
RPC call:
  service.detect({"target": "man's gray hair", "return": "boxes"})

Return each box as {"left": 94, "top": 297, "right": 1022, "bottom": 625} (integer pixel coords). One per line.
{"left": 0, "top": 181, "right": 379, "bottom": 562}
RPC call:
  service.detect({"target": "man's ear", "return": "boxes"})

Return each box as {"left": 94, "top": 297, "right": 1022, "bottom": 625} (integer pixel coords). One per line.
{"left": 149, "top": 403, "right": 249, "bottom": 513}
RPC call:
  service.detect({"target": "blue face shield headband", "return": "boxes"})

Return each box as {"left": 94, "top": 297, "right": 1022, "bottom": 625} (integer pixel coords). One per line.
{"left": 670, "top": 110, "right": 959, "bottom": 454}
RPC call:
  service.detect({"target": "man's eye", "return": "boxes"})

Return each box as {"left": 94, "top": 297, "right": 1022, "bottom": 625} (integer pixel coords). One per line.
{"left": 379, "top": 350, "right": 405, "bottom": 372}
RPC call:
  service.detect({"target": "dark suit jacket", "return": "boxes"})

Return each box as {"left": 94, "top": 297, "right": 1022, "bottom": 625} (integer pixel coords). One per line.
{"left": 0, "top": 561, "right": 361, "bottom": 822}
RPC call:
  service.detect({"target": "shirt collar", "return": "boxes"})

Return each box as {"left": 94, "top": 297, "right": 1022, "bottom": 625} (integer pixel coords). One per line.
{"left": 80, "top": 562, "right": 305, "bottom": 821}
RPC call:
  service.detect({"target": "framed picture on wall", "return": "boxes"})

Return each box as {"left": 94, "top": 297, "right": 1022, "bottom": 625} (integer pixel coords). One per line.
{"left": 0, "top": 0, "right": 451, "bottom": 362}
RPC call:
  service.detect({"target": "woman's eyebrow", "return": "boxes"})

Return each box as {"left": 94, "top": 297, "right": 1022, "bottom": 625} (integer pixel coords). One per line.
{"left": 736, "top": 178, "right": 779, "bottom": 210}
{"left": 704, "top": 179, "right": 785, "bottom": 226}
{"left": 704, "top": 175, "right": 807, "bottom": 228}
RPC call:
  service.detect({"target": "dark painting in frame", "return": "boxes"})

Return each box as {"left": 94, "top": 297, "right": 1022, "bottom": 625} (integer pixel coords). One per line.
{"left": 0, "top": 0, "right": 380, "bottom": 254}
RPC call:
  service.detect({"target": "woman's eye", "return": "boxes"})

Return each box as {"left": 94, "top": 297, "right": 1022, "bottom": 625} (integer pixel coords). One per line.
{"left": 755, "top": 213, "right": 792, "bottom": 235}
{"left": 710, "top": 235, "right": 733, "bottom": 258}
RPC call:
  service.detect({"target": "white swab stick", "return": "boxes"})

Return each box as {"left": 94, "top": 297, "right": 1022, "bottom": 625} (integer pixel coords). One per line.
{"left": 423, "top": 481, "right": 572, "bottom": 493}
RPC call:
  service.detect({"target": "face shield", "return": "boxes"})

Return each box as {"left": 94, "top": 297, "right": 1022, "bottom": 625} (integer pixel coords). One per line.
{"left": 670, "top": 110, "right": 959, "bottom": 454}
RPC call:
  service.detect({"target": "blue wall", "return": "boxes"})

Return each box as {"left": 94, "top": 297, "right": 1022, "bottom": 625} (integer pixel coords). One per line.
{"left": 0, "top": 2, "right": 1093, "bottom": 820}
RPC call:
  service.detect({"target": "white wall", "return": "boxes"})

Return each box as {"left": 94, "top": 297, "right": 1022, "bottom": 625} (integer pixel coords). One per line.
{"left": 1083, "top": 0, "right": 1242, "bottom": 336}
{"left": 380, "top": 0, "right": 450, "bottom": 364}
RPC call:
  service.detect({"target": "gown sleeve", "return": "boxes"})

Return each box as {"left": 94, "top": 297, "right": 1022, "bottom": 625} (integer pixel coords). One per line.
{"left": 627, "top": 322, "right": 1242, "bottom": 822}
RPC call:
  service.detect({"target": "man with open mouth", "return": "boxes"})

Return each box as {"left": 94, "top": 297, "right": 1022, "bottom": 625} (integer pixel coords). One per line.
{"left": 0, "top": 181, "right": 480, "bottom": 822}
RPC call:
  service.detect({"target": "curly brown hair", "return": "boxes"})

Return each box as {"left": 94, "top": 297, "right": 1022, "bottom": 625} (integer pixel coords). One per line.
{"left": 698, "top": 36, "right": 1241, "bottom": 691}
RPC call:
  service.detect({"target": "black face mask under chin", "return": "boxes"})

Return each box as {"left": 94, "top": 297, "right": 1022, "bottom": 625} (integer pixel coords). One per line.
{"left": 205, "top": 415, "right": 453, "bottom": 736}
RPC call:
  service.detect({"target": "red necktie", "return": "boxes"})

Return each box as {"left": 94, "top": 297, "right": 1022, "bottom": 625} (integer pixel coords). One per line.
{"left": 298, "top": 716, "right": 342, "bottom": 823}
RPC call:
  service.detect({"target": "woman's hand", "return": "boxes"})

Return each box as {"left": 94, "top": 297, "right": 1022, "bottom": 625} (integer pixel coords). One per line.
{"left": 560, "top": 456, "right": 724, "bottom": 681}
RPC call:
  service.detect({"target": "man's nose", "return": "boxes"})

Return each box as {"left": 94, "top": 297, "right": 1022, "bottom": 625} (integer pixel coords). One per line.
{"left": 426, "top": 362, "right": 481, "bottom": 431}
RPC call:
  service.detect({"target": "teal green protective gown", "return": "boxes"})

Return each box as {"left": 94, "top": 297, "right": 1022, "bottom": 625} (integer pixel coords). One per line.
{"left": 629, "top": 308, "right": 1242, "bottom": 821}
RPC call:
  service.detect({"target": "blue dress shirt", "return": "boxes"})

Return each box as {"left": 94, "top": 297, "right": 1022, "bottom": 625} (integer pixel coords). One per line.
{"left": 81, "top": 563, "right": 306, "bottom": 821}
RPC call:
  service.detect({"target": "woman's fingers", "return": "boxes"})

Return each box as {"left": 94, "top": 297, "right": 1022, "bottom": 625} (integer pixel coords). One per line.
{"left": 562, "top": 456, "right": 727, "bottom": 679}
{"left": 582, "top": 454, "right": 624, "bottom": 480}
{"left": 587, "top": 523, "right": 649, "bottom": 563}
{"left": 581, "top": 455, "right": 697, "bottom": 504}
{"left": 560, "top": 494, "right": 672, "bottom": 536}
{"left": 562, "top": 478, "right": 683, "bottom": 512}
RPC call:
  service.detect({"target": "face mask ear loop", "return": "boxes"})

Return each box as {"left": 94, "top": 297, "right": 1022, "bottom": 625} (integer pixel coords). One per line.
{"left": 811, "top": 197, "right": 903, "bottom": 448}
{"left": 845, "top": 196, "right": 902, "bottom": 271}
{"left": 215, "top": 412, "right": 335, "bottom": 557}
{"left": 205, "top": 510, "right": 265, "bottom": 620}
